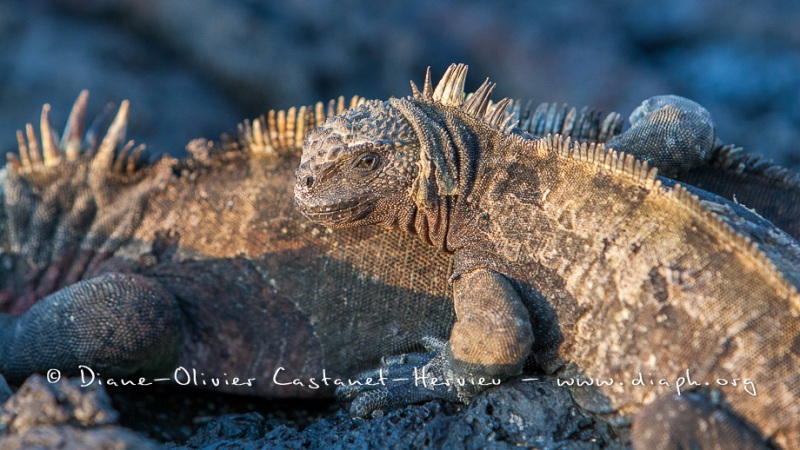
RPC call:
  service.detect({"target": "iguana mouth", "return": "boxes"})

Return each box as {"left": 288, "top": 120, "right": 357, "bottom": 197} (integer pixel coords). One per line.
{"left": 299, "top": 199, "right": 373, "bottom": 225}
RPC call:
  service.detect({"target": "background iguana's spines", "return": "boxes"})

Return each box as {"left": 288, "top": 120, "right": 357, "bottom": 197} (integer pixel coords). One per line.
{"left": 2, "top": 93, "right": 174, "bottom": 312}
{"left": 62, "top": 90, "right": 89, "bottom": 161}
{"left": 90, "top": 100, "right": 130, "bottom": 175}
{"left": 84, "top": 102, "right": 118, "bottom": 157}
{"left": 707, "top": 142, "right": 800, "bottom": 191}
{"left": 518, "top": 102, "right": 624, "bottom": 143}
{"left": 236, "top": 95, "right": 366, "bottom": 157}
{"left": 25, "top": 124, "right": 41, "bottom": 168}
{"left": 10, "top": 130, "right": 28, "bottom": 170}
{"left": 9, "top": 92, "right": 143, "bottom": 179}
{"left": 39, "top": 104, "right": 60, "bottom": 167}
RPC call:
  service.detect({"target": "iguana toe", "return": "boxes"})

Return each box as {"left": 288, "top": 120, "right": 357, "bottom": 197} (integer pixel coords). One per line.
{"left": 336, "top": 347, "right": 461, "bottom": 418}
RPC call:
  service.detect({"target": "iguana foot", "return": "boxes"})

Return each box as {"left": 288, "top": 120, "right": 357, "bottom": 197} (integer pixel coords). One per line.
{"left": 333, "top": 269, "right": 534, "bottom": 418}
{"left": 0, "top": 273, "right": 182, "bottom": 382}
{"left": 606, "top": 95, "right": 716, "bottom": 178}
{"left": 337, "top": 337, "right": 463, "bottom": 418}
{"left": 631, "top": 392, "right": 770, "bottom": 450}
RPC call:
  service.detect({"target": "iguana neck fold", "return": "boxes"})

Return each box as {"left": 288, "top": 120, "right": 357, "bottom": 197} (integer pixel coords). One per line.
{"left": 390, "top": 98, "right": 483, "bottom": 250}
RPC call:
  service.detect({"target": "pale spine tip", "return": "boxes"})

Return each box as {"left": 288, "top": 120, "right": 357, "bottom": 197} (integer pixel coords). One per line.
{"left": 93, "top": 100, "right": 130, "bottom": 172}
{"left": 25, "top": 123, "right": 42, "bottom": 167}
{"left": 63, "top": 90, "right": 89, "bottom": 161}
{"left": 40, "top": 103, "right": 62, "bottom": 166}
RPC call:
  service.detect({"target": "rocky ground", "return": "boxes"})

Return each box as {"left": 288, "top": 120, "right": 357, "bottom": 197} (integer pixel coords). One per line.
{"left": 1, "top": 0, "right": 798, "bottom": 448}
{"left": 1, "top": 374, "right": 626, "bottom": 449}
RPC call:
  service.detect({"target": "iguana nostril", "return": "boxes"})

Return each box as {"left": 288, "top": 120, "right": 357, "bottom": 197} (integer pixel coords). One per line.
{"left": 305, "top": 175, "right": 314, "bottom": 189}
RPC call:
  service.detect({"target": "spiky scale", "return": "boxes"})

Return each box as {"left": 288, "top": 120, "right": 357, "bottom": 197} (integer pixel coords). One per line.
{"left": 15, "top": 129, "right": 30, "bottom": 170}
{"left": 25, "top": 124, "right": 42, "bottom": 168}
{"left": 40, "top": 104, "right": 61, "bottom": 167}
{"left": 62, "top": 90, "right": 89, "bottom": 161}
{"left": 91, "top": 100, "right": 129, "bottom": 175}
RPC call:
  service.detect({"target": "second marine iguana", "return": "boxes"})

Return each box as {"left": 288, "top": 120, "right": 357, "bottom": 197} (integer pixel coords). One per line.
{"left": 0, "top": 92, "right": 456, "bottom": 398}
{"left": 295, "top": 64, "right": 800, "bottom": 448}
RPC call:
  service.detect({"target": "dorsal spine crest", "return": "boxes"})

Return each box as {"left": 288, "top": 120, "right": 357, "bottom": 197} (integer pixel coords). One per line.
{"left": 707, "top": 143, "right": 800, "bottom": 190}
{"left": 235, "top": 95, "right": 365, "bottom": 157}
{"left": 8, "top": 91, "right": 145, "bottom": 180}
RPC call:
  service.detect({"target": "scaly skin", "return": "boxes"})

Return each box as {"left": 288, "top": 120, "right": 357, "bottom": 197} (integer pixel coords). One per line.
{"left": 0, "top": 93, "right": 455, "bottom": 398}
{"left": 295, "top": 64, "right": 800, "bottom": 448}
{"left": 605, "top": 95, "right": 800, "bottom": 239}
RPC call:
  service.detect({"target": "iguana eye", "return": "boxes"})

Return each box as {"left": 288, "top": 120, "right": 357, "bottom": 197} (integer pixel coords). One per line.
{"left": 354, "top": 152, "right": 380, "bottom": 171}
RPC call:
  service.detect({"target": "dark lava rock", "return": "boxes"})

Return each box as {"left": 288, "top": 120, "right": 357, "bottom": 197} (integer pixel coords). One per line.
{"left": 165, "top": 378, "right": 624, "bottom": 449}
{"left": 0, "top": 375, "right": 626, "bottom": 449}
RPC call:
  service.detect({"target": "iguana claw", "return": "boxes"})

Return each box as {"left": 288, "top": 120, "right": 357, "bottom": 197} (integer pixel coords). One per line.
{"left": 337, "top": 337, "right": 462, "bottom": 418}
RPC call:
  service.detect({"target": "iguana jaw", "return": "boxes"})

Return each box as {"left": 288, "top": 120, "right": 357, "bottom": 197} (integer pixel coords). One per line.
{"left": 294, "top": 194, "right": 375, "bottom": 226}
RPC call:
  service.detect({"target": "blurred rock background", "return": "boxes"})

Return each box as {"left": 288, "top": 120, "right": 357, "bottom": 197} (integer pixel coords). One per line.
{"left": 1, "top": 0, "right": 799, "bottom": 165}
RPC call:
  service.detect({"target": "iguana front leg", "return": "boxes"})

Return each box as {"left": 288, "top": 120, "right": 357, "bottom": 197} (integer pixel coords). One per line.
{"left": 0, "top": 273, "right": 182, "bottom": 382}
{"left": 447, "top": 269, "right": 533, "bottom": 397}
{"left": 339, "top": 269, "right": 532, "bottom": 417}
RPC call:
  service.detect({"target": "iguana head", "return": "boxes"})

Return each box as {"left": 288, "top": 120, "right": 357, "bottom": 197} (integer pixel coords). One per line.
{"left": 294, "top": 98, "right": 421, "bottom": 227}
{"left": 295, "top": 63, "right": 513, "bottom": 233}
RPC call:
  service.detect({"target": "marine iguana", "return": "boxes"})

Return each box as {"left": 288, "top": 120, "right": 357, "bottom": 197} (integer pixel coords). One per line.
{"left": 295, "top": 64, "right": 800, "bottom": 448}
{"left": 0, "top": 92, "right": 456, "bottom": 398}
